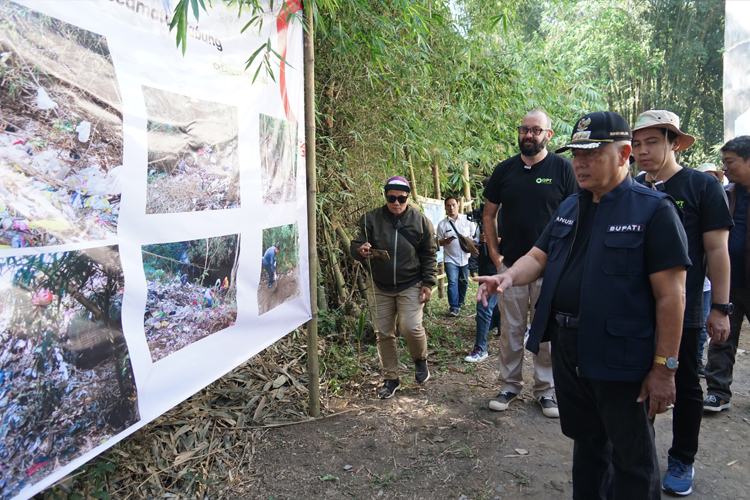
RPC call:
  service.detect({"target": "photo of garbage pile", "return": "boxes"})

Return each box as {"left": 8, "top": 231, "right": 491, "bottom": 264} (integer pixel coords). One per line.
{"left": 142, "top": 235, "right": 239, "bottom": 362}
{"left": 0, "top": 1, "right": 123, "bottom": 248}
{"left": 259, "top": 114, "right": 298, "bottom": 205}
{"left": 143, "top": 86, "right": 240, "bottom": 214}
{"left": 0, "top": 246, "right": 139, "bottom": 500}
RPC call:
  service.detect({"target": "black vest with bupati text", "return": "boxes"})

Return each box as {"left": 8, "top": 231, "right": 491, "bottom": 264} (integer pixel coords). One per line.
{"left": 527, "top": 176, "right": 678, "bottom": 382}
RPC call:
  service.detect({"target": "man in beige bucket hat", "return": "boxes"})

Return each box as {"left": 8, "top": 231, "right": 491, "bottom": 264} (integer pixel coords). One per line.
{"left": 632, "top": 109, "right": 734, "bottom": 496}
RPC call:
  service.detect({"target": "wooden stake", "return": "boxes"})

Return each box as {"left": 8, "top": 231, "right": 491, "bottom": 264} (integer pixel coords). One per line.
{"left": 303, "top": 4, "right": 320, "bottom": 418}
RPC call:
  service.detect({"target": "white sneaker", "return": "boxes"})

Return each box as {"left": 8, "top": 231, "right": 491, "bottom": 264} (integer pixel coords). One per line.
{"left": 464, "top": 348, "right": 488, "bottom": 363}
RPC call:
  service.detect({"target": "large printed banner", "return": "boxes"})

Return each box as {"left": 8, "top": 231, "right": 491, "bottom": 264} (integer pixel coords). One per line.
{"left": 0, "top": 1, "right": 310, "bottom": 499}
{"left": 724, "top": 0, "right": 750, "bottom": 139}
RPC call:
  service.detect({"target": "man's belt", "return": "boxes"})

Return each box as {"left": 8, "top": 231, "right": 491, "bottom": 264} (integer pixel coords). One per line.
{"left": 553, "top": 311, "right": 579, "bottom": 329}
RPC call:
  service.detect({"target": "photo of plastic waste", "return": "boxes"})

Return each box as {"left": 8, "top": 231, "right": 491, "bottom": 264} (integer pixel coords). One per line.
{"left": 0, "top": 2, "right": 123, "bottom": 248}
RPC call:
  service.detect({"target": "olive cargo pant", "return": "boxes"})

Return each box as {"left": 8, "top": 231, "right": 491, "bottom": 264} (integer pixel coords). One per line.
{"left": 372, "top": 283, "right": 428, "bottom": 380}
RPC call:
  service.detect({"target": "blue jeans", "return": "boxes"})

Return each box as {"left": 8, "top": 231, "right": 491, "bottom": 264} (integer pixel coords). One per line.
{"left": 699, "top": 289, "right": 711, "bottom": 361}
{"left": 444, "top": 262, "right": 469, "bottom": 311}
{"left": 474, "top": 294, "right": 498, "bottom": 352}
{"left": 264, "top": 263, "right": 275, "bottom": 284}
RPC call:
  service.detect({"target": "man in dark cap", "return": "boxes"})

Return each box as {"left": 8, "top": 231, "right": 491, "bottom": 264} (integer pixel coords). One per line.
{"left": 262, "top": 243, "right": 280, "bottom": 288}
{"left": 476, "top": 111, "right": 691, "bottom": 499}
{"left": 351, "top": 176, "right": 437, "bottom": 399}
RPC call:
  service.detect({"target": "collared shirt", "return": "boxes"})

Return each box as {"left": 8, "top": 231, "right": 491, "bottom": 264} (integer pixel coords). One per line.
{"left": 436, "top": 214, "right": 475, "bottom": 266}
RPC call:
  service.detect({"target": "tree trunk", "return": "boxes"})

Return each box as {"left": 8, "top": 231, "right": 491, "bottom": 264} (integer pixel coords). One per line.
{"left": 230, "top": 235, "right": 241, "bottom": 291}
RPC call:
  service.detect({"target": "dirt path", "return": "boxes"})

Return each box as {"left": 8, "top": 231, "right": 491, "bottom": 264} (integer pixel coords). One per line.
{"left": 238, "top": 312, "right": 750, "bottom": 499}
{"left": 257, "top": 272, "right": 301, "bottom": 315}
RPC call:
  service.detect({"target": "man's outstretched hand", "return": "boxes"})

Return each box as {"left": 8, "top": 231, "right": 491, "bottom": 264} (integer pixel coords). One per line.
{"left": 473, "top": 274, "right": 513, "bottom": 307}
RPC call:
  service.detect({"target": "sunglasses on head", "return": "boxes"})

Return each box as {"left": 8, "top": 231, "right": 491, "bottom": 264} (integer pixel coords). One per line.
{"left": 386, "top": 195, "right": 409, "bottom": 204}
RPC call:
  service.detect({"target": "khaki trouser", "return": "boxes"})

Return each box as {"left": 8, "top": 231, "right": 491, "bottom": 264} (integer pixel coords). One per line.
{"left": 497, "top": 263, "right": 554, "bottom": 398}
{"left": 372, "top": 283, "right": 428, "bottom": 380}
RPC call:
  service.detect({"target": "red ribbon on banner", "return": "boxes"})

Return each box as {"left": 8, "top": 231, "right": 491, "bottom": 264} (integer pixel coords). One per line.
{"left": 276, "top": 0, "right": 303, "bottom": 123}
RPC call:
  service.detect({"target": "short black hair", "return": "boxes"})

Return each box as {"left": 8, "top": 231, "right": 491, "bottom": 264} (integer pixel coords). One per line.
{"left": 721, "top": 135, "right": 750, "bottom": 161}
{"left": 481, "top": 177, "right": 491, "bottom": 187}
{"left": 444, "top": 196, "right": 458, "bottom": 206}
{"left": 660, "top": 128, "right": 679, "bottom": 143}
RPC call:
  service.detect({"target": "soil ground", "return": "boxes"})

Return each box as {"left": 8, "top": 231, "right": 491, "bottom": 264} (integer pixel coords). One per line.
{"left": 257, "top": 272, "right": 301, "bottom": 315}
{"left": 240, "top": 292, "right": 750, "bottom": 499}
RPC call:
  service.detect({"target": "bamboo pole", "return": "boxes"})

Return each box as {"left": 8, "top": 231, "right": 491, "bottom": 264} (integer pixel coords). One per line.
{"left": 303, "top": 4, "right": 319, "bottom": 418}
{"left": 432, "top": 162, "right": 444, "bottom": 299}
{"left": 324, "top": 228, "right": 347, "bottom": 303}
{"left": 408, "top": 155, "right": 417, "bottom": 195}
{"left": 462, "top": 162, "right": 472, "bottom": 213}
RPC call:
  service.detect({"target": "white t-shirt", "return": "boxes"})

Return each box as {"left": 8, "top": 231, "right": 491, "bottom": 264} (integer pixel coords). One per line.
{"left": 436, "top": 214, "right": 476, "bottom": 266}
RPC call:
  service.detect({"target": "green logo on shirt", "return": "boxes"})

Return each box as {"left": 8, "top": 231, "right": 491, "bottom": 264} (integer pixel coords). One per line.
{"left": 536, "top": 177, "right": 552, "bottom": 184}
{"left": 674, "top": 200, "right": 685, "bottom": 209}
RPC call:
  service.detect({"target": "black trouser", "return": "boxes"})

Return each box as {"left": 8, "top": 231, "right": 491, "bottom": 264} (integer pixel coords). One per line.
{"left": 705, "top": 286, "right": 750, "bottom": 401}
{"left": 669, "top": 327, "right": 703, "bottom": 465}
{"left": 550, "top": 322, "right": 660, "bottom": 500}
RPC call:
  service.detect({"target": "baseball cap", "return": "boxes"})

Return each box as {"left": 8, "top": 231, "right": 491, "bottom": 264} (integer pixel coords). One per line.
{"left": 384, "top": 176, "right": 411, "bottom": 193}
{"left": 631, "top": 110, "right": 695, "bottom": 152}
{"left": 555, "top": 111, "right": 632, "bottom": 153}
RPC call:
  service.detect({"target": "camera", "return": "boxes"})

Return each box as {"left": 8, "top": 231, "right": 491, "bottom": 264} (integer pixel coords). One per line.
{"left": 466, "top": 202, "right": 487, "bottom": 256}
{"left": 466, "top": 202, "right": 485, "bottom": 234}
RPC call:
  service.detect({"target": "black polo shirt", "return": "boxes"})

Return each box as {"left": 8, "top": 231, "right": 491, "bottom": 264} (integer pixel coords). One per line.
{"left": 636, "top": 169, "right": 734, "bottom": 327}
{"left": 483, "top": 152, "right": 577, "bottom": 266}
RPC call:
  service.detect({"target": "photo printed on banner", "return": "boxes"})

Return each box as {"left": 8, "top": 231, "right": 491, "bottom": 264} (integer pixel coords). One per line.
{"left": 142, "top": 234, "right": 239, "bottom": 362}
{"left": 259, "top": 114, "right": 298, "bottom": 204}
{"left": 143, "top": 87, "right": 240, "bottom": 214}
{"left": 0, "top": 246, "right": 138, "bottom": 500}
{"left": 0, "top": 1, "right": 123, "bottom": 248}
{"left": 258, "top": 223, "right": 300, "bottom": 315}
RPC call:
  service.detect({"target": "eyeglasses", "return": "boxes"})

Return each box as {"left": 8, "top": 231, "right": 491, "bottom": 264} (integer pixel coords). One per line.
{"left": 386, "top": 195, "right": 409, "bottom": 204}
{"left": 518, "top": 126, "right": 549, "bottom": 136}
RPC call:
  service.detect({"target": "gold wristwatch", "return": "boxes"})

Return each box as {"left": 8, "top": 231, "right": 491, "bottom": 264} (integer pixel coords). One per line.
{"left": 654, "top": 356, "right": 678, "bottom": 370}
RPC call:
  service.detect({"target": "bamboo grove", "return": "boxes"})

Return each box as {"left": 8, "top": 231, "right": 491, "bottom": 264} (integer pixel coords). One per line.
{"left": 171, "top": 0, "right": 725, "bottom": 325}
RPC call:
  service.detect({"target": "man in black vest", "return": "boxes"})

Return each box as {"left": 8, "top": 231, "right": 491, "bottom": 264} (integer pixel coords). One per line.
{"left": 632, "top": 110, "right": 733, "bottom": 496}
{"left": 476, "top": 112, "right": 691, "bottom": 499}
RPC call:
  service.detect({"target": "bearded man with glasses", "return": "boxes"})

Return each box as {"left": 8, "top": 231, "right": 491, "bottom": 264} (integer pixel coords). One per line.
{"left": 351, "top": 176, "right": 438, "bottom": 399}
{"left": 480, "top": 110, "right": 578, "bottom": 418}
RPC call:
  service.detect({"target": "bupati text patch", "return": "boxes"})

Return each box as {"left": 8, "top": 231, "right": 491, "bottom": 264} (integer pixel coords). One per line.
{"left": 607, "top": 224, "right": 643, "bottom": 233}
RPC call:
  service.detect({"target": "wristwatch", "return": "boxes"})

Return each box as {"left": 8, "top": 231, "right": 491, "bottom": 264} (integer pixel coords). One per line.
{"left": 711, "top": 302, "right": 735, "bottom": 315}
{"left": 654, "top": 356, "right": 679, "bottom": 370}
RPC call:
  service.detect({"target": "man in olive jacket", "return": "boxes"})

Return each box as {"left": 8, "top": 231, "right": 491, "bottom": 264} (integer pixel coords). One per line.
{"left": 351, "top": 176, "right": 438, "bottom": 399}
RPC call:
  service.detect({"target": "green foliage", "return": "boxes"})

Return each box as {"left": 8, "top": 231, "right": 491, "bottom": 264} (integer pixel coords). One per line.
{"left": 262, "top": 223, "right": 298, "bottom": 274}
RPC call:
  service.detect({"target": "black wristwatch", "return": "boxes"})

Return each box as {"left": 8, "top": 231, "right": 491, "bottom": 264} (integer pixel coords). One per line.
{"left": 711, "top": 302, "right": 735, "bottom": 315}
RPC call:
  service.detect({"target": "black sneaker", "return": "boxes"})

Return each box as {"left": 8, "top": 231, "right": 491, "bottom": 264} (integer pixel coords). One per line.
{"left": 703, "top": 394, "right": 731, "bottom": 412}
{"left": 378, "top": 379, "right": 401, "bottom": 399}
{"left": 489, "top": 391, "right": 517, "bottom": 412}
{"left": 415, "top": 359, "right": 430, "bottom": 383}
{"left": 538, "top": 396, "right": 560, "bottom": 418}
